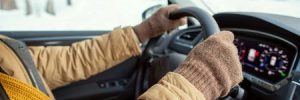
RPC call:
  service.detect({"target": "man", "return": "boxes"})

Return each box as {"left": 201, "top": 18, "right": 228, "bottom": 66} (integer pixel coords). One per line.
{"left": 0, "top": 5, "right": 242, "bottom": 100}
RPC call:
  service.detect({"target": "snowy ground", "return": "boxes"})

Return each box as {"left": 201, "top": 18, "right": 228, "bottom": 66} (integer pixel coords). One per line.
{"left": 0, "top": 0, "right": 167, "bottom": 31}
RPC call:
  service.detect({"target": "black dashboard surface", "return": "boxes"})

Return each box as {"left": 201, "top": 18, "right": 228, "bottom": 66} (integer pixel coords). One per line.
{"left": 214, "top": 12, "right": 300, "bottom": 36}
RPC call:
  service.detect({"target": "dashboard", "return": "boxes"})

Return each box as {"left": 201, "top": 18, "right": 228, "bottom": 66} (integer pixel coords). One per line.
{"left": 212, "top": 12, "right": 300, "bottom": 93}
{"left": 169, "top": 12, "right": 300, "bottom": 99}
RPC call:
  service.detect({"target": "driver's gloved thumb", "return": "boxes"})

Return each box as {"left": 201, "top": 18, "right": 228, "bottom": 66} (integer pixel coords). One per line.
{"left": 174, "top": 31, "right": 243, "bottom": 100}
{"left": 134, "top": 4, "right": 187, "bottom": 42}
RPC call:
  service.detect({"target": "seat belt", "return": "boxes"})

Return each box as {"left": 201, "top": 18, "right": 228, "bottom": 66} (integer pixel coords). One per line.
{"left": 0, "top": 39, "right": 48, "bottom": 95}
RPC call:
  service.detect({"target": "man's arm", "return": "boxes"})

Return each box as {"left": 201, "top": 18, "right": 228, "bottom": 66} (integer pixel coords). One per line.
{"left": 138, "top": 32, "right": 243, "bottom": 100}
{"left": 29, "top": 5, "right": 186, "bottom": 90}
{"left": 29, "top": 27, "right": 141, "bottom": 89}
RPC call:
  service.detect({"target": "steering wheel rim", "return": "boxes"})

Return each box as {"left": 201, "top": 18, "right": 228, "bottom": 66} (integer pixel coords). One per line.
{"left": 169, "top": 7, "right": 220, "bottom": 39}
{"left": 145, "top": 7, "right": 221, "bottom": 55}
{"left": 135, "top": 7, "right": 221, "bottom": 98}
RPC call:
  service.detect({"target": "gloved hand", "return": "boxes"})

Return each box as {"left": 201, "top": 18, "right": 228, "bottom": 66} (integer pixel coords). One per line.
{"left": 134, "top": 4, "right": 187, "bottom": 42}
{"left": 175, "top": 31, "right": 243, "bottom": 100}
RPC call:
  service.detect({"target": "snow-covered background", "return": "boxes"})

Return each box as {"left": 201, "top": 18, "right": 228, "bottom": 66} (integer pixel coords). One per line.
{"left": 1, "top": 0, "right": 300, "bottom": 31}
{"left": 191, "top": 0, "right": 300, "bottom": 18}
{"left": 0, "top": 0, "right": 167, "bottom": 31}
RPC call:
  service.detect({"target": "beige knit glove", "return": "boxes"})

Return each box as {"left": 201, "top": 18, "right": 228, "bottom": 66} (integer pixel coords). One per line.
{"left": 175, "top": 31, "right": 243, "bottom": 100}
{"left": 134, "top": 4, "right": 186, "bottom": 42}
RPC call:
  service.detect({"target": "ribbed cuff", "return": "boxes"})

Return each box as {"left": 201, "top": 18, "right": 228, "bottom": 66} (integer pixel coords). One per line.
{"left": 175, "top": 61, "right": 225, "bottom": 100}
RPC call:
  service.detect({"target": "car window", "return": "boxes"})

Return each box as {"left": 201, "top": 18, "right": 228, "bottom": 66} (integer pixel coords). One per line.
{"left": 0, "top": 0, "right": 167, "bottom": 31}
{"left": 190, "top": 0, "right": 300, "bottom": 18}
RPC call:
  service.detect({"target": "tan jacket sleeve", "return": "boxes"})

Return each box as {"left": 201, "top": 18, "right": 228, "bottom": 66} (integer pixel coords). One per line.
{"left": 28, "top": 27, "right": 142, "bottom": 89}
{"left": 138, "top": 72, "right": 206, "bottom": 100}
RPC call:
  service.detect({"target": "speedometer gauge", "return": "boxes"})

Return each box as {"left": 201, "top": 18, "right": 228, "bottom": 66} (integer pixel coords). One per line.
{"left": 259, "top": 45, "right": 289, "bottom": 77}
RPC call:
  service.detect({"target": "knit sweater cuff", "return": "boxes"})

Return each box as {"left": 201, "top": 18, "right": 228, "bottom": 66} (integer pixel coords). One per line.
{"left": 175, "top": 61, "right": 225, "bottom": 100}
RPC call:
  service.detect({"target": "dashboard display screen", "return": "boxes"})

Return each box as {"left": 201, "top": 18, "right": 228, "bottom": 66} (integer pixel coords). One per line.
{"left": 234, "top": 36, "right": 295, "bottom": 84}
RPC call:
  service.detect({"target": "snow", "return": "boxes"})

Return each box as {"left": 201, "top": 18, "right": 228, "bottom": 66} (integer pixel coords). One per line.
{"left": 2, "top": 0, "right": 299, "bottom": 31}
{"left": 0, "top": 0, "right": 167, "bottom": 31}
{"left": 191, "top": 0, "right": 300, "bottom": 18}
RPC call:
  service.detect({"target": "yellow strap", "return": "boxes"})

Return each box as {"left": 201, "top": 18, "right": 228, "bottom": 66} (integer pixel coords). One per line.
{"left": 0, "top": 73, "right": 50, "bottom": 100}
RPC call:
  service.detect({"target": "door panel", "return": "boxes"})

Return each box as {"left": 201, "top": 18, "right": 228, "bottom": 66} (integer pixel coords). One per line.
{"left": 53, "top": 57, "right": 138, "bottom": 100}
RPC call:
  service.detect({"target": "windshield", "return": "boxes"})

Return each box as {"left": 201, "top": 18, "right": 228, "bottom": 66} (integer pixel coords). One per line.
{"left": 1, "top": 0, "right": 299, "bottom": 31}
{"left": 191, "top": 0, "right": 300, "bottom": 18}
{"left": 0, "top": 0, "right": 167, "bottom": 31}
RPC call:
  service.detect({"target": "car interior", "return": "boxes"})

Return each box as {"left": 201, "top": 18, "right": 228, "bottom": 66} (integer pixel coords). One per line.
{"left": 0, "top": 0, "right": 299, "bottom": 100}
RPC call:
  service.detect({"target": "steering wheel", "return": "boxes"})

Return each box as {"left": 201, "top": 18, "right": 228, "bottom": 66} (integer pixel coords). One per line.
{"left": 134, "top": 7, "right": 220, "bottom": 98}
{"left": 141, "top": 7, "right": 220, "bottom": 59}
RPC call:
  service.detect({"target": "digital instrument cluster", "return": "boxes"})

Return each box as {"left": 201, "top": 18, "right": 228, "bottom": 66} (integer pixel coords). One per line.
{"left": 234, "top": 36, "right": 295, "bottom": 84}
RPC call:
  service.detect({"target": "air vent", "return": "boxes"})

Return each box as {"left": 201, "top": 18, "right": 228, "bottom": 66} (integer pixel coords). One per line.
{"left": 179, "top": 31, "right": 199, "bottom": 41}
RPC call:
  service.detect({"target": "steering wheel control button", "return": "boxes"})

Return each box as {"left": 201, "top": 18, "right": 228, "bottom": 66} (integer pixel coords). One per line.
{"left": 97, "top": 79, "right": 128, "bottom": 88}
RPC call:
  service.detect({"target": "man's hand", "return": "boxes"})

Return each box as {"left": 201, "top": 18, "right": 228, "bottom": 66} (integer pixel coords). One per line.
{"left": 175, "top": 31, "right": 243, "bottom": 100}
{"left": 134, "top": 4, "right": 187, "bottom": 42}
